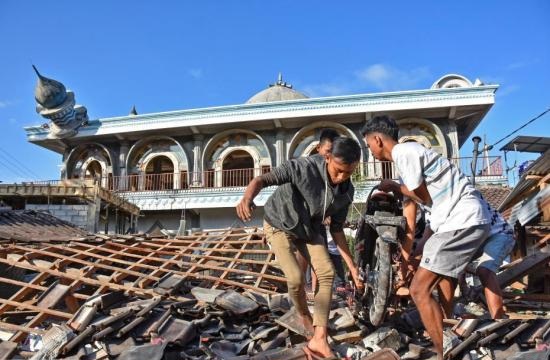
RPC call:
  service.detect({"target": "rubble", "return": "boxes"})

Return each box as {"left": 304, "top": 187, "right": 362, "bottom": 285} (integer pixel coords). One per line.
{"left": 444, "top": 319, "right": 550, "bottom": 359}
{"left": 0, "top": 225, "right": 548, "bottom": 359}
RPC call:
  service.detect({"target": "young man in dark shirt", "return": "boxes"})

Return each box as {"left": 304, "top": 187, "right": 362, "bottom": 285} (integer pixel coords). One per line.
{"left": 236, "top": 137, "right": 363, "bottom": 358}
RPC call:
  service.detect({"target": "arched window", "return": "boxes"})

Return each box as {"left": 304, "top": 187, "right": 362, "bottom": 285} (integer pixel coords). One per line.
{"left": 397, "top": 118, "right": 448, "bottom": 157}
{"left": 84, "top": 160, "right": 103, "bottom": 180}
{"left": 222, "top": 150, "right": 255, "bottom": 187}
{"left": 66, "top": 144, "right": 112, "bottom": 188}
{"left": 202, "top": 130, "right": 271, "bottom": 187}
{"left": 126, "top": 137, "right": 189, "bottom": 191}
{"left": 287, "top": 123, "right": 360, "bottom": 160}
{"left": 144, "top": 155, "right": 175, "bottom": 190}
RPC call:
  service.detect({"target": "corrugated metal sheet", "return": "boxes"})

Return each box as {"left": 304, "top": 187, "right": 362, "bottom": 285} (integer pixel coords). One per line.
{"left": 499, "top": 150, "right": 550, "bottom": 211}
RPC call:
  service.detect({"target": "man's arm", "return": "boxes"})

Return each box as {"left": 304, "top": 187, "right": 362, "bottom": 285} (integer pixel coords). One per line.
{"left": 236, "top": 176, "right": 264, "bottom": 222}
{"left": 331, "top": 231, "right": 364, "bottom": 289}
{"left": 236, "top": 159, "right": 299, "bottom": 221}
{"left": 378, "top": 179, "right": 432, "bottom": 207}
{"left": 401, "top": 199, "right": 417, "bottom": 261}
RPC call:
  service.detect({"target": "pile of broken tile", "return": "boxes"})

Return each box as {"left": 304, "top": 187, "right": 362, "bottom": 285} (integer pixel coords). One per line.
{"left": 443, "top": 317, "right": 550, "bottom": 360}
{"left": 1, "top": 226, "right": 549, "bottom": 359}
{"left": 1, "top": 285, "right": 408, "bottom": 360}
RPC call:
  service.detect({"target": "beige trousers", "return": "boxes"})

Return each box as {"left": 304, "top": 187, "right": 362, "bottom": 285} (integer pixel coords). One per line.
{"left": 264, "top": 221, "right": 334, "bottom": 327}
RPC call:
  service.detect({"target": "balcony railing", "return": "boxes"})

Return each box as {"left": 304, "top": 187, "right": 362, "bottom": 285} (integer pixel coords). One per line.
{"left": 98, "top": 156, "right": 504, "bottom": 192}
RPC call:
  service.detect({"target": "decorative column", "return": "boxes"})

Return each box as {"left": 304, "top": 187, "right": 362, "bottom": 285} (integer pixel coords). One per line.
{"left": 275, "top": 130, "right": 286, "bottom": 166}
{"left": 446, "top": 122, "right": 459, "bottom": 159}
{"left": 60, "top": 148, "right": 71, "bottom": 179}
{"left": 118, "top": 141, "right": 129, "bottom": 190}
{"left": 192, "top": 135, "right": 204, "bottom": 186}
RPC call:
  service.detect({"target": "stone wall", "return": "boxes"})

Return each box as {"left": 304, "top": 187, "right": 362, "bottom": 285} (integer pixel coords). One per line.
{"left": 25, "top": 204, "right": 89, "bottom": 229}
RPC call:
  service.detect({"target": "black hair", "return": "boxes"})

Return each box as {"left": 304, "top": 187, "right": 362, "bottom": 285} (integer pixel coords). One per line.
{"left": 360, "top": 115, "right": 399, "bottom": 141}
{"left": 319, "top": 128, "right": 340, "bottom": 144}
{"left": 331, "top": 137, "right": 361, "bottom": 164}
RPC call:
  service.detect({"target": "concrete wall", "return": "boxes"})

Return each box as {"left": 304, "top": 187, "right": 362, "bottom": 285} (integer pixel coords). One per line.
{"left": 138, "top": 211, "right": 182, "bottom": 233}
{"left": 134, "top": 207, "right": 265, "bottom": 234}
{"left": 197, "top": 207, "right": 265, "bottom": 230}
{"left": 25, "top": 204, "right": 89, "bottom": 229}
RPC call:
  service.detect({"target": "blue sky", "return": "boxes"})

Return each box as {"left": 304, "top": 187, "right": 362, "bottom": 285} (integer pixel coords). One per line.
{"left": 0, "top": 1, "right": 548, "bottom": 183}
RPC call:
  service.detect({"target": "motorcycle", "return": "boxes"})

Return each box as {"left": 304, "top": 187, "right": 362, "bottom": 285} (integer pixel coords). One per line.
{"left": 353, "top": 186, "right": 407, "bottom": 326}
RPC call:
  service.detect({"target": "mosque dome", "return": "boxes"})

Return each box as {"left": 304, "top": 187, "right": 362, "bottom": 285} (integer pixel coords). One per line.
{"left": 33, "top": 65, "right": 68, "bottom": 109}
{"left": 246, "top": 74, "right": 308, "bottom": 104}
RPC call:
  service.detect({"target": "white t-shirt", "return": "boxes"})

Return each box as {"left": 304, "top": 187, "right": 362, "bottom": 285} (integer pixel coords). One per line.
{"left": 392, "top": 142, "right": 490, "bottom": 233}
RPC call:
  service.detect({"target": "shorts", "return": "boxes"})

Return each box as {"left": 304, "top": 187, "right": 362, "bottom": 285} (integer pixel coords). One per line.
{"left": 420, "top": 224, "right": 491, "bottom": 278}
{"left": 466, "top": 232, "right": 515, "bottom": 273}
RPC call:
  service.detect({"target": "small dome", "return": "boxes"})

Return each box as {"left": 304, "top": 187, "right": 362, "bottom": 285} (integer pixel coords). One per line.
{"left": 431, "top": 74, "right": 473, "bottom": 89}
{"left": 246, "top": 74, "right": 308, "bottom": 104}
{"left": 33, "top": 65, "right": 67, "bottom": 108}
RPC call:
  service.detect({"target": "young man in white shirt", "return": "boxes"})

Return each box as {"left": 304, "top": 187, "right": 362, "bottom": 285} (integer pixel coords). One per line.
{"left": 362, "top": 115, "right": 491, "bottom": 360}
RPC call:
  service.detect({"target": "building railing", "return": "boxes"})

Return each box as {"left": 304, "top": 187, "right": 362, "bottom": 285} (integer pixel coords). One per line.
{"left": 96, "top": 156, "right": 504, "bottom": 192}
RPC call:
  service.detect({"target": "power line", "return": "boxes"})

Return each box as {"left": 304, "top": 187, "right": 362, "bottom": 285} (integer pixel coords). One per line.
{"left": 0, "top": 157, "right": 29, "bottom": 181}
{"left": 0, "top": 146, "right": 40, "bottom": 179}
{"left": 0, "top": 151, "right": 35, "bottom": 180}
{"left": 492, "top": 107, "right": 550, "bottom": 147}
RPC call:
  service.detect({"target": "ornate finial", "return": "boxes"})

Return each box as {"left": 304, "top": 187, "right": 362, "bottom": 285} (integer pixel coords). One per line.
{"left": 32, "top": 66, "right": 88, "bottom": 139}
{"left": 129, "top": 105, "right": 138, "bottom": 116}
{"left": 269, "top": 72, "right": 293, "bottom": 89}
{"left": 32, "top": 65, "right": 43, "bottom": 79}
{"left": 33, "top": 65, "right": 68, "bottom": 108}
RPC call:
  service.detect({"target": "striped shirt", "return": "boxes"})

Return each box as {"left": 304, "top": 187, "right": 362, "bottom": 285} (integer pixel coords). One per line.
{"left": 392, "top": 142, "right": 490, "bottom": 233}
{"left": 480, "top": 197, "right": 513, "bottom": 236}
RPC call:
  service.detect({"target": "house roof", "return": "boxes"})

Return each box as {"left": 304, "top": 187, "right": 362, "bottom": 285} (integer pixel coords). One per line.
{"left": 499, "top": 149, "right": 550, "bottom": 212}
{"left": 26, "top": 83, "right": 498, "bottom": 154}
{"left": 499, "top": 136, "right": 550, "bottom": 153}
{"left": 0, "top": 209, "right": 86, "bottom": 242}
{"left": 478, "top": 185, "right": 513, "bottom": 209}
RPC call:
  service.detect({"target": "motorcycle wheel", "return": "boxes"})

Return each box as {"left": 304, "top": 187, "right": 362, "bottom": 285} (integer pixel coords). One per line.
{"left": 368, "top": 236, "right": 392, "bottom": 326}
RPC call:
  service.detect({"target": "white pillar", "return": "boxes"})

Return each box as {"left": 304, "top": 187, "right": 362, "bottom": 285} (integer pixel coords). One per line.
{"left": 275, "top": 130, "right": 285, "bottom": 166}
{"left": 61, "top": 148, "right": 70, "bottom": 179}
{"left": 192, "top": 135, "right": 204, "bottom": 186}
{"left": 118, "top": 141, "right": 129, "bottom": 190}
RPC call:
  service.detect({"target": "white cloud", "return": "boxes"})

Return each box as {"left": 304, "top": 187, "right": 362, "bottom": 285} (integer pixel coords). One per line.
{"left": 188, "top": 68, "right": 203, "bottom": 79}
{"left": 302, "top": 64, "right": 431, "bottom": 97}
{"left": 8, "top": 118, "right": 16, "bottom": 124}
{"left": 355, "top": 64, "right": 431, "bottom": 91}
{"left": 0, "top": 100, "right": 13, "bottom": 108}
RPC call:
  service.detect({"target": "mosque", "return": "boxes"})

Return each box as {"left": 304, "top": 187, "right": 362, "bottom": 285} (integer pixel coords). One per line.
{"left": 25, "top": 69, "right": 505, "bottom": 233}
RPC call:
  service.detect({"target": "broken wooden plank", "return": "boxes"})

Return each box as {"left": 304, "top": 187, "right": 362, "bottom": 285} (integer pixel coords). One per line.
{"left": 497, "top": 249, "right": 550, "bottom": 287}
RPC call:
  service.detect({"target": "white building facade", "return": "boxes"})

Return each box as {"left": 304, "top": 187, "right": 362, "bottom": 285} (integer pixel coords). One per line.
{"left": 26, "top": 73, "right": 505, "bottom": 233}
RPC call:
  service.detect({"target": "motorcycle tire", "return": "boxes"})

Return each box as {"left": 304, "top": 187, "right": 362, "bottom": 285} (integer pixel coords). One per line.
{"left": 368, "top": 236, "right": 392, "bottom": 326}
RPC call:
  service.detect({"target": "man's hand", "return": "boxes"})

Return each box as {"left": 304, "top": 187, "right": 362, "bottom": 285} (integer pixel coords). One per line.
{"left": 236, "top": 197, "right": 256, "bottom": 222}
{"left": 350, "top": 266, "right": 364, "bottom": 290}
{"left": 378, "top": 179, "right": 399, "bottom": 194}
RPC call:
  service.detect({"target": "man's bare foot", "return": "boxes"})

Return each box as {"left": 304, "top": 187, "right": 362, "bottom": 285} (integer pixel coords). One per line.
{"left": 306, "top": 329, "right": 335, "bottom": 359}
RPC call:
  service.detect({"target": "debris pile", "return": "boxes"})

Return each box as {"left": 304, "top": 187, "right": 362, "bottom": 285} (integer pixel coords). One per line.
{"left": 444, "top": 318, "right": 550, "bottom": 359}
{"left": 0, "top": 224, "right": 548, "bottom": 359}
